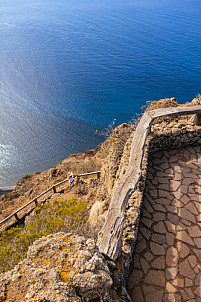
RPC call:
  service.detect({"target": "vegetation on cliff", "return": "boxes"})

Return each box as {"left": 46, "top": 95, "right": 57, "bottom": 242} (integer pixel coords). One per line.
{"left": 0, "top": 198, "right": 88, "bottom": 273}
{"left": 0, "top": 233, "right": 120, "bottom": 302}
{"left": 1, "top": 97, "right": 201, "bottom": 301}
{"left": 0, "top": 96, "right": 198, "bottom": 274}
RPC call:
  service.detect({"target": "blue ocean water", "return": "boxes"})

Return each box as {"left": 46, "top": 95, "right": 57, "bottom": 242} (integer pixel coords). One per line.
{"left": 0, "top": 0, "right": 201, "bottom": 186}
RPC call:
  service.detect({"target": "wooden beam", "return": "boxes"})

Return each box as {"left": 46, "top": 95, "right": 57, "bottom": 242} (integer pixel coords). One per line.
{"left": 97, "top": 105, "right": 201, "bottom": 260}
{"left": 97, "top": 112, "right": 152, "bottom": 260}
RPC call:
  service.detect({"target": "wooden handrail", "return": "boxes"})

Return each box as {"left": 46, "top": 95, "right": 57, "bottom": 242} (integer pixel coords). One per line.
{"left": 0, "top": 171, "right": 101, "bottom": 230}
{"left": 97, "top": 105, "right": 201, "bottom": 260}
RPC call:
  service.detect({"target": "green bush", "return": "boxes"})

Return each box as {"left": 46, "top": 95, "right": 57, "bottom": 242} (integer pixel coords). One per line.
{"left": 95, "top": 118, "right": 116, "bottom": 138}
{"left": 0, "top": 198, "right": 88, "bottom": 273}
{"left": 196, "top": 93, "right": 201, "bottom": 104}
{"left": 3, "top": 191, "right": 19, "bottom": 201}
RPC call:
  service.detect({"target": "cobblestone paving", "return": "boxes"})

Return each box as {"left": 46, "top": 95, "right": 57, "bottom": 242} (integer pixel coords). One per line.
{"left": 127, "top": 146, "right": 201, "bottom": 302}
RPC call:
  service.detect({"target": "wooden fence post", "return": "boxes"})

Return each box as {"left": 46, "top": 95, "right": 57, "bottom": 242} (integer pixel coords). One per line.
{"left": 52, "top": 186, "right": 56, "bottom": 193}
{"left": 97, "top": 172, "right": 101, "bottom": 180}
{"left": 14, "top": 213, "right": 19, "bottom": 221}
{"left": 192, "top": 114, "right": 201, "bottom": 126}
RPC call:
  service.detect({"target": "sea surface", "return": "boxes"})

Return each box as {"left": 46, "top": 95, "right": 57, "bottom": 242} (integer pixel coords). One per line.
{"left": 0, "top": 0, "right": 201, "bottom": 186}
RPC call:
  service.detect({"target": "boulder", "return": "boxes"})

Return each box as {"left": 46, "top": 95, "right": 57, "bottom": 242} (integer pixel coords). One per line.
{"left": 0, "top": 233, "right": 120, "bottom": 302}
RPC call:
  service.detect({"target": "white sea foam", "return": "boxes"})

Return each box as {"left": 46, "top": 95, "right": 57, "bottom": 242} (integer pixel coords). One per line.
{"left": 0, "top": 22, "right": 16, "bottom": 28}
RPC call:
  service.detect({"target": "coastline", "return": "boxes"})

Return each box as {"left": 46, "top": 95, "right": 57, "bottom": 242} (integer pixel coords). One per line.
{"left": 0, "top": 186, "right": 15, "bottom": 196}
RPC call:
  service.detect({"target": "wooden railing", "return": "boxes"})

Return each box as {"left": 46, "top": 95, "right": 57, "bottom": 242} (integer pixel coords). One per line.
{"left": 97, "top": 105, "right": 201, "bottom": 260}
{"left": 0, "top": 171, "right": 101, "bottom": 232}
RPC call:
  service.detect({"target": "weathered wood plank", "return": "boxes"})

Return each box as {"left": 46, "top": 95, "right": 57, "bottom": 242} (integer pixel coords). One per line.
{"left": 97, "top": 105, "right": 201, "bottom": 260}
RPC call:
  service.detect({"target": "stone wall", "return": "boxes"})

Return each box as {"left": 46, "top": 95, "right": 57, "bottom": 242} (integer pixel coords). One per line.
{"left": 114, "top": 114, "right": 201, "bottom": 300}
{"left": 127, "top": 146, "right": 201, "bottom": 301}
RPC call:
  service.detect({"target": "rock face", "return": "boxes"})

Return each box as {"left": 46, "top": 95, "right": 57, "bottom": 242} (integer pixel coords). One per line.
{"left": 2, "top": 98, "right": 201, "bottom": 302}
{"left": 0, "top": 233, "right": 119, "bottom": 302}
{"left": 0, "top": 122, "right": 133, "bottom": 236}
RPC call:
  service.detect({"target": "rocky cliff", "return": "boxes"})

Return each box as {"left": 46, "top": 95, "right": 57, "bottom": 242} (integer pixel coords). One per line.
{"left": 0, "top": 232, "right": 120, "bottom": 302}
{"left": 0, "top": 97, "right": 201, "bottom": 301}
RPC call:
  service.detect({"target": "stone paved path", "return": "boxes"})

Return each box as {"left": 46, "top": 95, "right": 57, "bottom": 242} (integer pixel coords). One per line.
{"left": 127, "top": 146, "right": 201, "bottom": 302}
